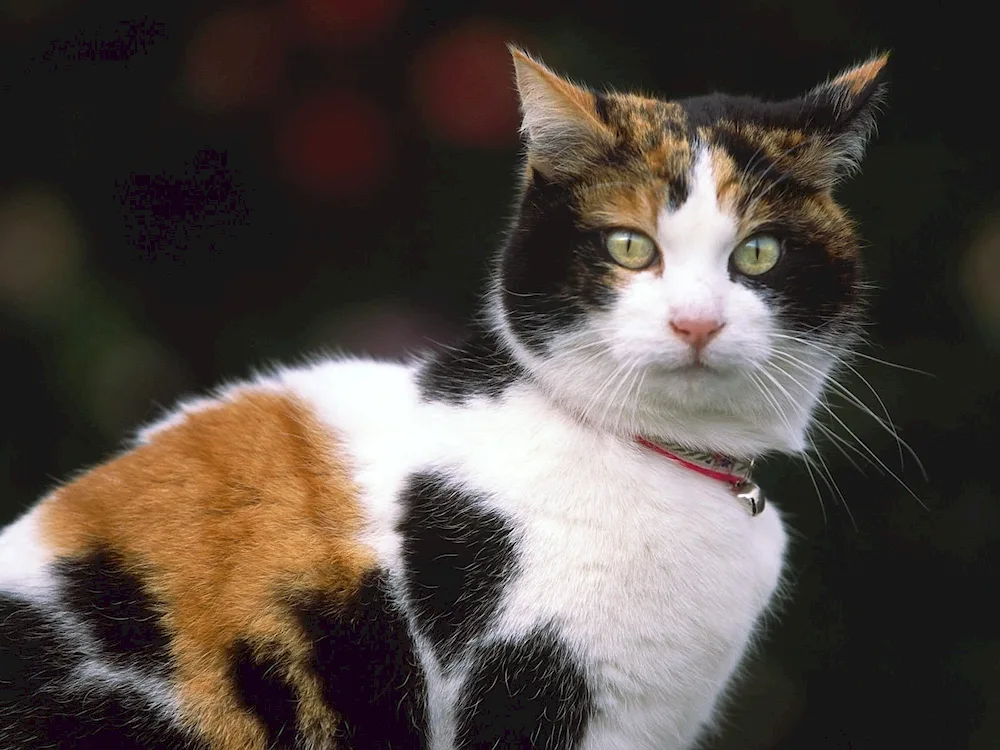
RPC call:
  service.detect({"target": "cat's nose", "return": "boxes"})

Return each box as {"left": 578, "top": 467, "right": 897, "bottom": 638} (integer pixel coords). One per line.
{"left": 670, "top": 318, "right": 724, "bottom": 350}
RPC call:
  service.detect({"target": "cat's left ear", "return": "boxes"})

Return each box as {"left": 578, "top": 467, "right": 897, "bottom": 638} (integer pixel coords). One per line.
{"left": 803, "top": 52, "right": 889, "bottom": 180}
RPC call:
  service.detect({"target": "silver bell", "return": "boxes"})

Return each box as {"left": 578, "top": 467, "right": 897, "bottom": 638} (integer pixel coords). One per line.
{"left": 732, "top": 480, "right": 765, "bottom": 516}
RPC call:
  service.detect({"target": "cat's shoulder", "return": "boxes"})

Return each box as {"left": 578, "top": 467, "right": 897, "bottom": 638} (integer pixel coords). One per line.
{"left": 0, "top": 353, "right": 431, "bottom": 599}
{"left": 28, "top": 355, "right": 421, "bottom": 544}
{"left": 2, "top": 357, "right": 386, "bottom": 578}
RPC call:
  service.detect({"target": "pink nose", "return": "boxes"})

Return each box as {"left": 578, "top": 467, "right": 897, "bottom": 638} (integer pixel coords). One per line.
{"left": 670, "top": 318, "right": 724, "bottom": 350}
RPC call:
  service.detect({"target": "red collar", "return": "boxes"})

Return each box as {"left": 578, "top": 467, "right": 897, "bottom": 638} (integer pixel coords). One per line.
{"left": 635, "top": 436, "right": 765, "bottom": 516}
{"left": 635, "top": 436, "right": 750, "bottom": 485}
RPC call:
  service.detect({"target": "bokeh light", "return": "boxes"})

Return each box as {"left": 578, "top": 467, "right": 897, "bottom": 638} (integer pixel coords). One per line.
{"left": 182, "top": 6, "right": 286, "bottom": 113}
{"left": 961, "top": 211, "right": 1000, "bottom": 346}
{"left": 285, "top": 0, "right": 403, "bottom": 48}
{"left": 274, "top": 89, "right": 390, "bottom": 197}
{"left": 0, "top": 185, "right": 84, "bottom": 318}
{"left": 413, "top": 22, "right": 521, "bottom": 148}
{"left": 306, "top": 303, "right": 461, "bottom": 358}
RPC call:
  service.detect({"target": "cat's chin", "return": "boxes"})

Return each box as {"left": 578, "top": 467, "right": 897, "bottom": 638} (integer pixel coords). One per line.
{"left": 643, "top": 367, "right": 738, "bottom": 407}
{"left": 632, "top": 364, "right": 812, "bottom": 455}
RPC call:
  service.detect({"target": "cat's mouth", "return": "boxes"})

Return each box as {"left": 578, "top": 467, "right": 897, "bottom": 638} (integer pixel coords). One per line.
{"left": 673, "top": 362, "right": 722, "bottom": 377}
{"left": 651, "top": 359, "right": 722, "bottom": 377}
{"left": 658, "top": 350, "right": 754, "bottom": 378}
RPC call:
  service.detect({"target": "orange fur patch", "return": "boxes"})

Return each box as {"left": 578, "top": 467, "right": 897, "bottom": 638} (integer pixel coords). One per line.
{"left": 643, "top": 134, "right": 693, "bottom": 183}
{"left": 708, "top": 146, "right": 741, "bottom": 211}
{"left": 39, "top": 389, "right": 374, "bottom": 749}
{"left": 575, "top": 181, "right": 660, "bottom": 238}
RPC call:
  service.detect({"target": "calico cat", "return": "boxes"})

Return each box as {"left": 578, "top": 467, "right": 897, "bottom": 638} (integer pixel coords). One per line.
{"left": 0, "top": 47, "right": 887, "bottom": 749}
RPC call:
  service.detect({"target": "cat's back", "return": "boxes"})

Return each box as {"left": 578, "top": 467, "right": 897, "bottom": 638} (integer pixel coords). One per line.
{"left": 0, "top": 357, "right": 427, "bottom": 749}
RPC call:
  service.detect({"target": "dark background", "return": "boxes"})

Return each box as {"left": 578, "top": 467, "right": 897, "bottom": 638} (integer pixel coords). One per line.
{"left": 1, "top": 1, "right": 995, "bottom": 747}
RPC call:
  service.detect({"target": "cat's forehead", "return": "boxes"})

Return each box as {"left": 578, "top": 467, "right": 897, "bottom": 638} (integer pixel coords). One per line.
{"left": 573, "top": 90, "right": 828, "bottom": 238}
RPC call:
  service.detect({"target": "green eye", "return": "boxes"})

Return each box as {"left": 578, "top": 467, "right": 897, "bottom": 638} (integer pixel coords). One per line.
{"left": 606, "top": 230, "right": 657, "bottom": 270}
{"left": 731, "top": 234, "right": 782, "bottom": 276}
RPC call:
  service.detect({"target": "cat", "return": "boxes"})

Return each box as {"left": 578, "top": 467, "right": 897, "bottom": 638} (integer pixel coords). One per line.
{"left": 0, "top": 47, "right": 887, "bottom": 750}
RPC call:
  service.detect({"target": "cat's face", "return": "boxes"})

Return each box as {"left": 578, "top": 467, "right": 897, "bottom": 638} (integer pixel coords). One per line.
{"left": 493, "top": 50, "right": 887, "bottom": 456}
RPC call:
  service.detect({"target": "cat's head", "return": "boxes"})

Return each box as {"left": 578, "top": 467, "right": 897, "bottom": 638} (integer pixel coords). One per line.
{"left": 490, "top": 48, "right": 887, "bottom": 457}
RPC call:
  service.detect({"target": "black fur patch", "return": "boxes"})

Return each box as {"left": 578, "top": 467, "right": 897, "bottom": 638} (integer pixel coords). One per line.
{"left": 592, "top": 92, "right": 613, "bottom": 126}
{"left": 708, "top": 126, "right": 819, "bottom": 202}
{"left": 294, "top": 571, "right": 427, "bottom": 749}
{"left": 232, "top": 641, "right": 299, "bottom": 748}
{"left": 398, "top": 473, "right": 519, "bottom": 664}
{"left": 57, "top": 548, "right": 171, "bottom": 667}
{"left": 680, "top": 93, "right": 834, "bottom": 135}
{"left": 455, "top": 626, "right": 593, "bottom": 750}
{"left": 730, "top": 227, "right": 860, "bottom": 333}
{"left": 417, "top": 329, "right": 526, "bottom": 404}
{"left": 664, "top": 171, "right": 690, "bottom": 211}
{"left": 680, "top": 85, "right": 883, "bottom": 178}
{"left": 500, "top": 173, "right": 617, "bottom": 352}
{"left": 0, "top": 594, "right": 201, "bottom": 750}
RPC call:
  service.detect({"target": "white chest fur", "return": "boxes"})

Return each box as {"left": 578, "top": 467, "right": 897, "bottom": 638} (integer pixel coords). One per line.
{"left": 286, "top": 361, "right": 787, "bottom": 750}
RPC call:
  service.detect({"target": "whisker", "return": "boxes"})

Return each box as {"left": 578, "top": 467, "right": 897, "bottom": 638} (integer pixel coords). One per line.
{"left": 849, "top": 351, "right": 935, "bottom": 376}
{"left": 810, "top": 436, "right": 857, "bottom": 530}
{"left": 803, "top": 442, "right": 855, "bottom": 528}
{"left": 770, "top": 349, "right": 927, "bottom": 480}
{"left": 809, "top": 419, "right": 870, "bottom": 473}
{"left": 748, "top": 368, "right": 828, "bottom": 522}
{"left": 770, "top": 332, "right": 934, "bottom": 376}
{"left": 601, "top": 359, "right": 642, "bottom": 434}
{"left": 816, "top": 395, "right": 927, "bottom": 509}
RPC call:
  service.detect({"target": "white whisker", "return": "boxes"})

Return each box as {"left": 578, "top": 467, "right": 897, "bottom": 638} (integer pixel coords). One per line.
{"left": 769, "top": 348, "right": 927, "bottom": 480}
{"left": 748, "top": 367, "right": 828, "bottom": 521}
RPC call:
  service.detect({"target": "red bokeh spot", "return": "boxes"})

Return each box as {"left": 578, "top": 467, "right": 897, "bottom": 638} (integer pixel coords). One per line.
{"left": 275, "top": 91, "right": 390, "bottom": 198}
{"left": 413, "top": 22, "right": 521, "bottom": 148}
{"left": 286, "top": 0, "right": 403, "bottom": 47}
{"left": 183, "top": 7, "right": 286, "bottom": 112}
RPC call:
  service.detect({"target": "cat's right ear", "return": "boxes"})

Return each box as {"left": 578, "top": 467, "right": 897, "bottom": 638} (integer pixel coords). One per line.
{"left": 509, "top": 46, "right": 613, "bottom": 179}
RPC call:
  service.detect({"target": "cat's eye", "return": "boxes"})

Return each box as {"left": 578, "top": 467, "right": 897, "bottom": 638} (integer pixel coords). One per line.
{"left": 731, "top": 234, "right": 782, "bottom": 276}
{"left": 605, "top": 230, "right": 657, "bottom": 270}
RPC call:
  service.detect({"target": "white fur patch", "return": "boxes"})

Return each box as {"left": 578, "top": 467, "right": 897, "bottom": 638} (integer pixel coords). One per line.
{"left": 0, "top": 506, "right": 57, "bottom": 600}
